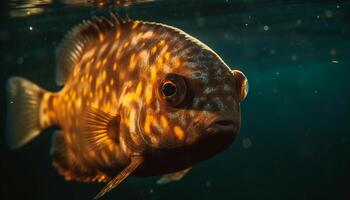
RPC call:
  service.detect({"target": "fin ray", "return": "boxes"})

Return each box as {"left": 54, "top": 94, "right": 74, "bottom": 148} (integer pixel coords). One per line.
{"left": 51, "top": 130, "right": 109, "bottom": 183}
{"left": 55, "top": 13, "right": 124, "bottom": 85}
{"left": 80, "top": 107, "right": 120, "bottom": 150}
{"left": 94, "top": 156, "right": 144, "bottom": 199}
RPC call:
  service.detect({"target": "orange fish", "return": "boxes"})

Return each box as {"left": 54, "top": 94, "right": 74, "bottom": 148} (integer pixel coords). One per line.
{"left": 6, "top": 13, "right": 248, "bottom": 198}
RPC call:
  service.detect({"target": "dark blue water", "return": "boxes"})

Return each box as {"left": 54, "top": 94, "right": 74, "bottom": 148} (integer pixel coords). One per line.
{"left": 1, "top": 0, "right": 349, "bottom": 200}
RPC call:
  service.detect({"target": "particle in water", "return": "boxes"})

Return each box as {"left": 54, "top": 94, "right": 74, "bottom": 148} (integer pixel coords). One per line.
{"left": 291, "top": 55, "right": 297, "bottom": 61}
{"left": 330, "top": 48, "right": 337, "bottom": 56}
{"left": 242, "top": 137, "right": 252, "bottom": 149}
{"left": 245, "top": 23, "right": 248, "bottom": 26}
{"left": 275, "top": 71, "right": 279, "bottom": 76}
{"left": 17, "top": 57, "right": 24, "bottom": 65}
{"left": 298, "top": 79, "right": 304, "bottom": 86}
{"left": 332, "top": 60, "right": 339, "bottom": 64}
{"left": 205, "top": 181, "right": 212, "bottom": 187}
{"left": 325, "top": 10, "right": 333, "bottom": 18}
{"left": 0, "top": 30, "right": 9, "bottom": 41}
{"left": 263, "top": 25, "right": 269, "bottom": 31}
{"left": 29, "top": 26, "right": 33, "bottom": 31}
{"left": 269, "top": 49, "right": 276, "bottom": 55}
{"left": 336, "top": 5, "right": 340, "bottom": 9}
{"left": 317, "top": 15, "right": 320, "bottom": 19}
{"left": 296, "top": 19, "right": 302, "bottom": 25}
{"left": 223, "top": 32, "right": 234, "bottom": 40}
{"left": 314, "top": 90, "right": 318, "bottom": 94}
{"left": 196, "top": 17, "right": 205, "bottom": 27}
{"left": 341, "top": 136, "right": 348, "bottom": 143}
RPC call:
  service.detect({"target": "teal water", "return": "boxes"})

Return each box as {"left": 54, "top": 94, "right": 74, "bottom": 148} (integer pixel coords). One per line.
{"left": 1, "top": 0, "right": 349, "bottom": 200}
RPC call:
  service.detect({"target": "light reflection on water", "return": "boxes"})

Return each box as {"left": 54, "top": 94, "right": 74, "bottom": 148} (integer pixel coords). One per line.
{"left": 7, "top": 0, "right": 156, "bottom": 18}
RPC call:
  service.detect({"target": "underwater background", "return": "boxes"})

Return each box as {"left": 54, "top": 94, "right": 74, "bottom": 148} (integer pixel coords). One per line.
{"left": 0, "top": 0, "right": 349, "bottom": 199}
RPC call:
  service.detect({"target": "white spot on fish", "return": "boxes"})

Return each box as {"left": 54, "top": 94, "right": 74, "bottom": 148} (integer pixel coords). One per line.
{"left": 191, "top": 71, "right": 208, "bottom": 81}
{"left": 167, "top": 112, "right": 178, "bottom": 120}
{"left": 203, "top": 87, "right": 217, "bottom": 95}
{"left": 215, "top": 68, "right": 222, "bottom": 77}
{"left": 203, "top": 86, "right": 220, "bottom": 94}
{"left": 192, "top": 97, "right": 200, "bottom": 108}
{"left": 204, "top": 104, "right": 211, "bottom": 111}
{"left": 214, "top": 97, "right": 225, "bottom": 112}
{"left": 223, "top": 84, "right": 231, "bottom": 92}
{"left": 181, "top": 46, "right": 197, "bottom": 56}
{"left": 178, "top": 115, "right": 186, "bottom": 126}
{"left": 232, "top": 99, "right": 238, "bottom": 112}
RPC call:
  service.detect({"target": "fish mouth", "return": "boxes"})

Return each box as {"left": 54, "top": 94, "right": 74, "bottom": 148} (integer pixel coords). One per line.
{"left": 205, "top": 117, "right": 238, "bottom": 135}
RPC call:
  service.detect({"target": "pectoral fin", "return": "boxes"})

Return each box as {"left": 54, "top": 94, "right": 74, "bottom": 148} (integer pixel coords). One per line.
{"left": 156, "top": 167, "right": 192, "bottom": 185}
{"left": 80, "top": 107, "right": 120, "bottom": 150}
{"left": 93, "top": 155, "right": 144, "bottom": 199}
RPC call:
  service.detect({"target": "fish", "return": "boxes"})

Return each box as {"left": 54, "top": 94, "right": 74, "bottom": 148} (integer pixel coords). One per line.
{"left": 6, "top": 13, "right": 249, "bottom": 199}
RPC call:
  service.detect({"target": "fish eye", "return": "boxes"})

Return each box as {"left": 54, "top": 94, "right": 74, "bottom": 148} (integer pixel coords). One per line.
{"left": 158, "top": 73, "right": 187, "bottom": 107}
{"left": 161, "top": 81, "right": 177, "bottom": 97}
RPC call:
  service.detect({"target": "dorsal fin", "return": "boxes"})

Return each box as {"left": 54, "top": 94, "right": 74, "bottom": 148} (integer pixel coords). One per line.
{"left": 55, "top": 13, "right": 125, "bottom": 85}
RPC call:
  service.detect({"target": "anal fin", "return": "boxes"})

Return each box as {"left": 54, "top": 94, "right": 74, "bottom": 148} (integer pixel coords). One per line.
{"left": 51, "top": 130, "right": 82, "bottom": 181}
{"left": 51, "top": 130, "right": 107, "bottom": 182}
{"left": 156, "top": 167, "right": 192, "bottom": 184}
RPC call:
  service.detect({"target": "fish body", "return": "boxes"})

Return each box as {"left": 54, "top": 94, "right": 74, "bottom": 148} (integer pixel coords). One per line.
{"left": 6, "top": 14, "right": 248, "bottom": 198}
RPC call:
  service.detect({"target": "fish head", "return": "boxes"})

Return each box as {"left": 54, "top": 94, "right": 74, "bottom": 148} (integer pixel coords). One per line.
{"left": 136, "top": 41, "right": 248, "bottom": 152}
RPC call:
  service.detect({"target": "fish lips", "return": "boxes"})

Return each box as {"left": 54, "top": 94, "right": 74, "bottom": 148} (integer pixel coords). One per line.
{"left": 205, "top": 116, "right": 239, "bottom": 135}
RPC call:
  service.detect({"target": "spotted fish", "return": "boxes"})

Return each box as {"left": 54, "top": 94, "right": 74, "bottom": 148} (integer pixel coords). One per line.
{"left": 6, "top": 13, "right": 249, "bottom": 198}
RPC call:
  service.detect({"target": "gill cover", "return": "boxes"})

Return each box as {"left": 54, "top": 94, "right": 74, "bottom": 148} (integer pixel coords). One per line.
{"left": 232, "top": 70, "right": 249, "bottom": 102}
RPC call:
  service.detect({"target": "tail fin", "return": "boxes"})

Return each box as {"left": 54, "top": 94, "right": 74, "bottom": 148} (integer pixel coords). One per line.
{"left": 6, "top": 77, "right": 49, "bottom": 149}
